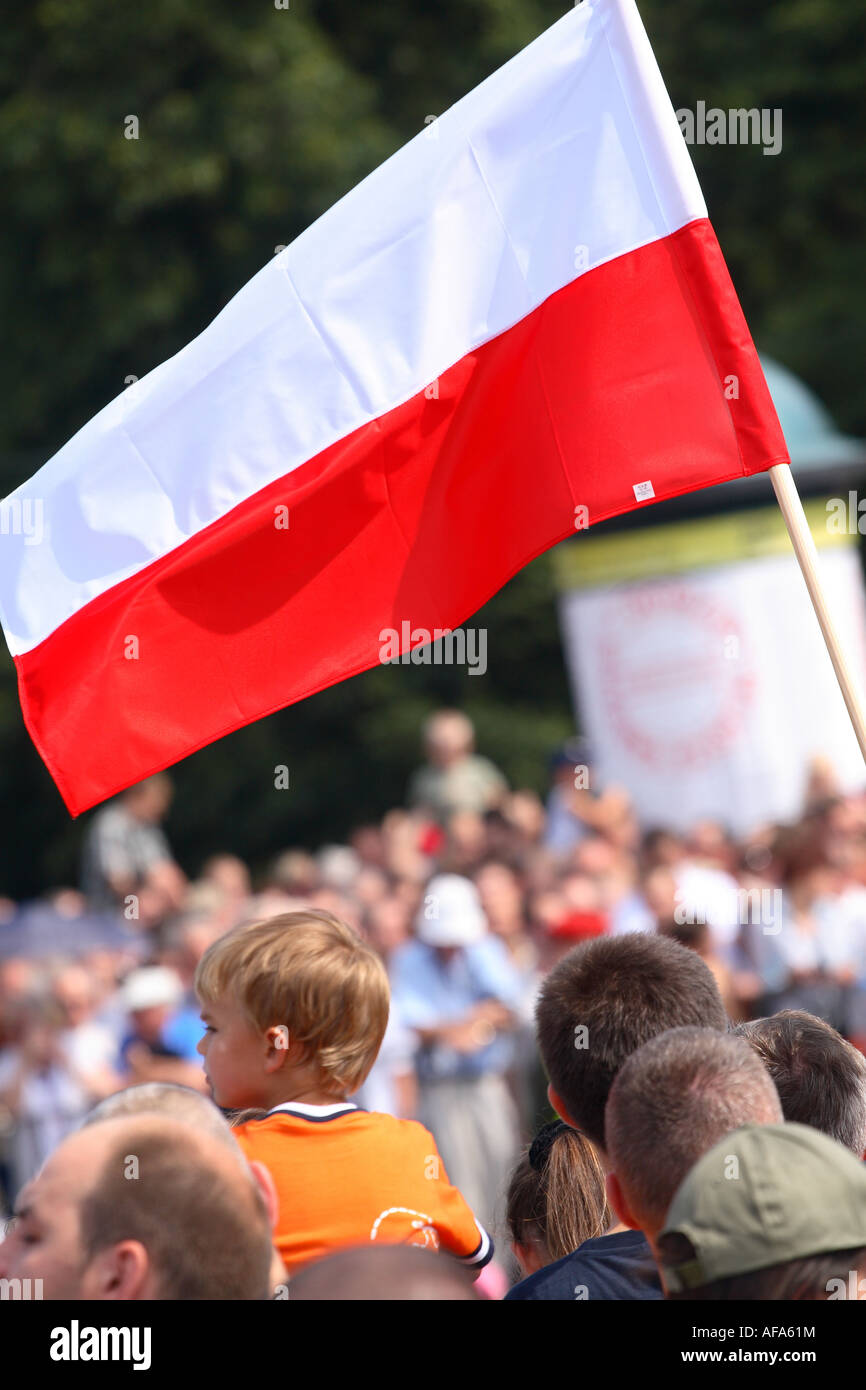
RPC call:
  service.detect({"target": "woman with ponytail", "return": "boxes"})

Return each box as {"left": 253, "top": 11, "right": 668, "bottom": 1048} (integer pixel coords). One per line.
{"left": 506, "top": 1119, "right": 610, "bottom": 1277}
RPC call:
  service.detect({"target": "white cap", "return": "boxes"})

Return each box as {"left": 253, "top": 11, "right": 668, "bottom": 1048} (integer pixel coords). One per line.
{"left": 415, "top": 875, "right": 487, "bottom": 948}
{"left": 120, "top": 966, "right": 183, "bottom": 1012}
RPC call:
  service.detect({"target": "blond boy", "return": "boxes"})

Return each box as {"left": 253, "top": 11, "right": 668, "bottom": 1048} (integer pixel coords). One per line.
{"left": 195, "top": 910, "right": 492, "bottom": 1276}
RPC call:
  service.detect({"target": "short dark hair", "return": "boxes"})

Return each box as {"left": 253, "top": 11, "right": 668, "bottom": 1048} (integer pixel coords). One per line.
{"left": 535, "top": 934, "right": 728, "bottom": 1149}
{"left": 80, "top": 1118, "right": 272, "bottom": 1299}
{"left": 658, "top": 1232, "right": 866, "bottom": 1301}
{"left": 606, "top": 1028, "right": 782, "bottom": 1226}
{"left": 734, "top": 1011, "right": 866, "bottom": 1156}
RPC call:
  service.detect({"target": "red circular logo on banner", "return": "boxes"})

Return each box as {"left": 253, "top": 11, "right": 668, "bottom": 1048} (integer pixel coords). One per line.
{"left": 597, "top": 581, "right": 757, "bottom": 769}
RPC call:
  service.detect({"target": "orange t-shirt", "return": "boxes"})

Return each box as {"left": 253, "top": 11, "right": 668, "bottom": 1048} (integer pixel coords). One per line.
{"left": 234, "top": 1102, "right": 492, "bottom": 1276}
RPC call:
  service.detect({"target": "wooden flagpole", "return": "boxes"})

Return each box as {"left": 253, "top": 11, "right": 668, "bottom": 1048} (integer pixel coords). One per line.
{"left": 770, "top": 463, "right": 866, "bottom": 764}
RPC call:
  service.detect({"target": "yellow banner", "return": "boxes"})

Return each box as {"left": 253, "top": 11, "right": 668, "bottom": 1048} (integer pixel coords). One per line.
{"left": 553, "top": 497, "right": 854, "bottom": 591}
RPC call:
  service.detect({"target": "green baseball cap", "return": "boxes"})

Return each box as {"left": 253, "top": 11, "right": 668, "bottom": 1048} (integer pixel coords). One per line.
{"left": 659, "top": 1123, "right": 866, "bottom": 1292}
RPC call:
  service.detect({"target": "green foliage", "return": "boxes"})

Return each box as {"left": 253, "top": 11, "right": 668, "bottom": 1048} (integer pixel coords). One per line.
{"left": 0, "top": 0, "right": 861, "bottom": 894}
{"left": 642, "top": 0, "right": 866, "bottom": 439}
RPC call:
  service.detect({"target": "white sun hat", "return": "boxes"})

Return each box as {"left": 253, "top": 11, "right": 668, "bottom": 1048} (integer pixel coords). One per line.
{"left": 415, "top": 874, "right": 487, "bottom": 948}
{"left": 120, "top": 965, "right": 183, "bottom": 1013}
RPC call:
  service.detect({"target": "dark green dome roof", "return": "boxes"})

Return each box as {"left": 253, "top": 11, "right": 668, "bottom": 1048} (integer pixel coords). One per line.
{"left": 761, "top": 357, "right": 864, "bottom": 474}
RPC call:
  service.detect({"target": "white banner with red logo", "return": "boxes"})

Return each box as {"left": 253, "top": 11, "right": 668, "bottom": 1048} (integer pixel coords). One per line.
{"left": 557, "top": 504, "right": 866, "bottom": 832}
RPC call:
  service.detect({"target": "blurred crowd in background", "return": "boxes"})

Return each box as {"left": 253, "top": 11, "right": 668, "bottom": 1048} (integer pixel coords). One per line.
{"left": 2, "top": 707, "right": 865, "bottom": 1243}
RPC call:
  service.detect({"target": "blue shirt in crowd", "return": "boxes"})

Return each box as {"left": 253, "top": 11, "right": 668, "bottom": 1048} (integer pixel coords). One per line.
{"left": 505, "top": 1230, "right": 664, "bottom": 1301}
{"left": 389, "top": 935, "right": 524, "bottom": 1082}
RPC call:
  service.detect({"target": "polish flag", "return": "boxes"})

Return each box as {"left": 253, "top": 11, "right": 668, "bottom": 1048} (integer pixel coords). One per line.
{"left": 0, "top": 0, "right": 788, "bottom": 815}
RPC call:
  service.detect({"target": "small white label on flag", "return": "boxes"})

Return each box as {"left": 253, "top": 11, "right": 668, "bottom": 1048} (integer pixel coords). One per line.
{"left": 633, "top": 480, "right": 655, "bottom": 501}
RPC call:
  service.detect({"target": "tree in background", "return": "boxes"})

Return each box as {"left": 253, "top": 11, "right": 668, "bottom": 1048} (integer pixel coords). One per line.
{"left": 0, "top": 0, "right": 861, "bottom": 894}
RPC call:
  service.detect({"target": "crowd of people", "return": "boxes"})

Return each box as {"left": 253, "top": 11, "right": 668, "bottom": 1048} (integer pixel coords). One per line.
{"left": 1, "top": 708, "right": 866, "bottom": 1300}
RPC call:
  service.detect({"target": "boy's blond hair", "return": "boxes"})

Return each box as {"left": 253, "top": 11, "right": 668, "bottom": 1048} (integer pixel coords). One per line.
{"left": 195, "top": 910, "right": 390, "bottom": 1093}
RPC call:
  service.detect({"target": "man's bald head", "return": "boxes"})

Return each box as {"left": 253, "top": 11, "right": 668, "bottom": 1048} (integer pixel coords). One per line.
{"left": 288, "top": 1245, "right": 480, "bottom": 1300}
{"left": 83, "top": 1084, "right": 285, "bottom": 1294}
{"left": 0, "top": 1115, "right": 272, "bottom": 1300}
{"left": 84, "top": 1083, "right": 238, "bottom": 1149}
